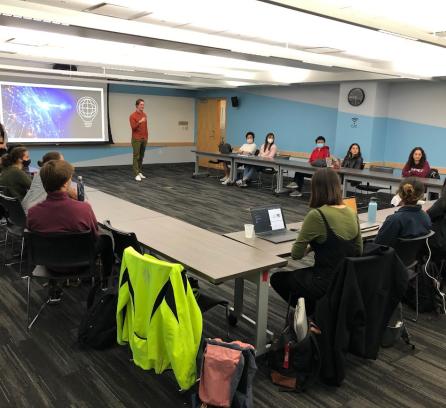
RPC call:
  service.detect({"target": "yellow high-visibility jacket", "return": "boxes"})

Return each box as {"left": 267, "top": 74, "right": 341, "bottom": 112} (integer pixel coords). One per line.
{"left": 117, "top": 247, "right": 202, "bottom": 390}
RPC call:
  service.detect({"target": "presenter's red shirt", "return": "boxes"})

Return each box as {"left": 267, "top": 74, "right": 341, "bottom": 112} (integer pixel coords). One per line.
{"left": 129, "top": 111, "right": 148, "bottom": 141}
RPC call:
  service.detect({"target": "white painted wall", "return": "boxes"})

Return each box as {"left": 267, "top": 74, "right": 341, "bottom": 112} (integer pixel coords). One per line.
{"left": 109, "top": 93, "right": 195, "bottom": 143}
{"left": 248, "top": 83, "right": 340, "bottom": 108}
{"left": 387, "top": 82, "right": 446, "bottom": 127}
{"left": 338, "top": 82, "right": 380, "bottom": 116}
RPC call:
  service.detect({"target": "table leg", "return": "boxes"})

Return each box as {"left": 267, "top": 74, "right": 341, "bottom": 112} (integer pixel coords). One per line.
{"left": 274, "top": 167, "right": 289, "bottom": 195}
{"left": 254, "top": 271, "right": 270, "bottom": 356}
{"left": 342, "top": 175, "right": 348, "bottom": 196}
{"left": 230, "top": 159, "right": 237, "bottom": 182}
{"left": 193, "top": 154, "right": 200, "bottom": 176}
{"left": 233, "top": 277, "right": 244, "bottom": 318}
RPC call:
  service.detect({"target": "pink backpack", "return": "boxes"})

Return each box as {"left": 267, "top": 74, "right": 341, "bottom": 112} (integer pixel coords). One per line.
{"left": 198, "top": 339, "right": 256, "bottom": 408}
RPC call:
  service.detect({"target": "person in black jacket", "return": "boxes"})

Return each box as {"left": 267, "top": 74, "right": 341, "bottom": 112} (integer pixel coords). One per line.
{"left": 341, "top": 143, "right": 363, "bottom": 169}
{"left": 427, "top": 178, "right": 446, "bottom": 260}
{"left": 375, "top": 177, "right": 431, "bottom": 248}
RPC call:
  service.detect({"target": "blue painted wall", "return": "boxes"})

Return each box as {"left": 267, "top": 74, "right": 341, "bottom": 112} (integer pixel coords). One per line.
{"left": 198, "top": 90, "right": 338, "bottom": 152}
{"left": 385, "top": 118, "right": 446, "bottom": 166}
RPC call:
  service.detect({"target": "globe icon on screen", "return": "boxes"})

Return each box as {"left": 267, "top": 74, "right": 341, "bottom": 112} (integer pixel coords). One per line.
{"left": 77, "top": 96, "right": 98, "bottom": 127}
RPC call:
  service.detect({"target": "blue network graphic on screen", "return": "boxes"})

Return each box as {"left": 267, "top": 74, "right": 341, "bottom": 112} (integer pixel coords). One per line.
{"left": 2, "top": 85, "right": 76, "bottom": 139}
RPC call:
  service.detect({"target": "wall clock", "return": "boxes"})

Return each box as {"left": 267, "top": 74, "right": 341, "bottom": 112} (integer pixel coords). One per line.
{"left": 348, "top": 88, "right": 365, "bottom": 106}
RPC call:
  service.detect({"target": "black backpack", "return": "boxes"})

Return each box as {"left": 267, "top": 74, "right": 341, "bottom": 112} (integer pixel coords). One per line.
{"left": 78, "top": 283, "right": 118, "bottom": 350}
{"left": 219, "top": 142, "right": 232, "bottom": 154}
{"left": 268, "top": 309, "right": 321, "bottom": 392}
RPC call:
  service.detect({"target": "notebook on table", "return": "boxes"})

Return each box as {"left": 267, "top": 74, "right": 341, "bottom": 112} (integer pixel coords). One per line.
{"left": 250, "top": 205, "right": 298, "bottom": 243}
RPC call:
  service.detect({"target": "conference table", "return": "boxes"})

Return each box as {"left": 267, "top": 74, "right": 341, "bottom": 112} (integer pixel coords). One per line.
{"left": 192, "top": 150, "right": 444, "bottom": 196}
{"left": 86, "top": 189, "right": 288, "bottom": 356}
{"left": 224, "top": 202, "right": 435, "bottom": 257}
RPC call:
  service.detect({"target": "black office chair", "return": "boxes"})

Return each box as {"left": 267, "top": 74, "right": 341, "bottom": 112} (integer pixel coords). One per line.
{"left": 394, "top": 230, "right": 435, "bottom": 322}
{"left": 355, "top": 165, "right": 393, "bottom": 205}
{"left": 0, "top": 194, "right": 27, "bottom": 275}
{"left": 102, "top": 220, "right": 144, "bottom": 265}
{"left": 24, "top": 229, "right": 97, "bottom": 329}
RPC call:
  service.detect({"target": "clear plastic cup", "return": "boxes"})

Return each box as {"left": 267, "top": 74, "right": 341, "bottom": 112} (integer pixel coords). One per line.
{"left": 244, "top": 224, "right": 255, "bottom": 238}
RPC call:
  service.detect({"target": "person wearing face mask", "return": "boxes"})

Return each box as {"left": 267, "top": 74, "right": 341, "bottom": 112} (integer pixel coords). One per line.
{"left": 402, "top": 147, "right": 430, "bottom": 178}
{"left": 236, "top": 132, "right": 277, "bottom": 187}
{"left": 221, "top": 131, "right": 257, "bottom": 185}
{"left": 0, "top": 146, "right": 32, "bottom": 200}
{"left": 287, "top": 136, "right": 330, "bottom": 197}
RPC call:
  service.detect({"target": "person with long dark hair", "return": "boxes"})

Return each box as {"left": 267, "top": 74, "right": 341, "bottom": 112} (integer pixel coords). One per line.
{"left": 236, "top": 132, "right": 277, "bottom": 187}
{"left": 402, "top": 147, "right": 430, "bottom": 178}
{"left": 342, "top": 143, "right": 363, "bottom": 169}
{"left": 270, "top": 168, "right": 362, "bottom": 315}
{"left": 0, "top": 146, "right": 31, "bottom": 200}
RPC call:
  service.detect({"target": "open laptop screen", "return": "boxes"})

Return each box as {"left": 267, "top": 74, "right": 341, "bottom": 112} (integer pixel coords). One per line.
{"left": 250, "top": 206, "right": 286, "bottom": 234}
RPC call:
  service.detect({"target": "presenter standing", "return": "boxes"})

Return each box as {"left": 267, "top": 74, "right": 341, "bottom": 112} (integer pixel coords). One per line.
{"left": 129, "top": 98, "right": 148, "bottom": 181}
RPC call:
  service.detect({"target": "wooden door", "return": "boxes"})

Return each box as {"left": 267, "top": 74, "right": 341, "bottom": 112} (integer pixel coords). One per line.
{"left": 197, "top": 99, "right": 222, "bottom": 168}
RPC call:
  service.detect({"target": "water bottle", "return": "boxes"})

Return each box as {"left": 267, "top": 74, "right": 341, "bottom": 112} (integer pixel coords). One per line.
{"left": 368, "top": 197, "right": 377, "bottom": 223}
{"left": 77, "top": 176, "right": 85, "bottom": 202}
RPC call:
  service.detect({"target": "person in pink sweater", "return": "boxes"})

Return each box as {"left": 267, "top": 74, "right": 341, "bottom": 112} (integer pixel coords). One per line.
{"left": 402, "top": 147, "right": 431, "bottom": 178}
{"left": 236, "top": 132, "right": 277, "bottom": 187}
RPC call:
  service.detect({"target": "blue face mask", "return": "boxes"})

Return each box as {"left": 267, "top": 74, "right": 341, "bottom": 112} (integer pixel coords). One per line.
{"left": 316, "top": 143, "right": 324, "bottom": 148}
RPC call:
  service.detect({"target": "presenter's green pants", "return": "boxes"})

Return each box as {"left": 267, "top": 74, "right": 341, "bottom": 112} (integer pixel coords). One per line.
{"left": 132, "top": 139, "right": 147, "bottom": 176}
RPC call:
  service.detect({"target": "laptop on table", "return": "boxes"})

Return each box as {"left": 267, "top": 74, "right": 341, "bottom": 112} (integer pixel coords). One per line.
{"left": 250, "top": 205, "right": 298, "bottom": 244}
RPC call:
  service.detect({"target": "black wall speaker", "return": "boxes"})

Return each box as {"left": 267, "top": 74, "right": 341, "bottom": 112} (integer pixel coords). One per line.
{"left": 52, "top": 63, "right": 78, "bottom": 71}
{"left": 231, "top": 96, "right": 239, "bottom": 107}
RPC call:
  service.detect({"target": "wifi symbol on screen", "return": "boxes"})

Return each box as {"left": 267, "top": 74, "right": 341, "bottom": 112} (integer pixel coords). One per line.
{"left": 351, "top": 117, "right": 358, "bottom": 128}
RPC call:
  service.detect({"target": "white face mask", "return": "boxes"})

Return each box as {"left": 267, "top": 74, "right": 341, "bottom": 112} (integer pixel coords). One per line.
{"left": 247, "top": 139, "right": 253, "bottom": 144}
{"left": 267, "top": 138, "right": 274, "bottom": 144}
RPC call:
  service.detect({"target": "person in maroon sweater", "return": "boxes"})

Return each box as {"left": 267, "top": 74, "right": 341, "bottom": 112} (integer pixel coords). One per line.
{"left": 288, "top": 135, "right": 331, "bottom": 197}
{"left": 27, "top": 160, "right": 113, "bottom": 302}
{"left": 129, "top": 98, "right": 149, "bottom": 182}
{"left": 402, "top": 147, "right": 431, "bottom": 178}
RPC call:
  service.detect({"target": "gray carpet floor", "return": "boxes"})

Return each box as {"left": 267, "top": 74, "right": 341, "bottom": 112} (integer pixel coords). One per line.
{"left": 0, "top": 162, "right": 444, "bottom": 408}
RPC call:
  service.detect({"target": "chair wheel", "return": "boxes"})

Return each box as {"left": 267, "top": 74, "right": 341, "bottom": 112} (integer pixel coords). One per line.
{"left": 228, "top": 312, "right": 238, "bottom": 327}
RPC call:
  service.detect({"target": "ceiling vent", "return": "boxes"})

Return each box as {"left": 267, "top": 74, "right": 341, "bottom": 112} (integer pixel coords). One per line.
{"left": 85, "top": 3, "right": 142, "bottom": 19}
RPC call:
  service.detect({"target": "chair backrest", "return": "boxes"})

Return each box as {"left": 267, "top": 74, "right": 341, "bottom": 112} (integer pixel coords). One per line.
{"left": 102, "top": 220, "right": 143, "bottom": 263}
{"left": 0, "top": 193, "right": 26, "bottom": 228}
{"left": 25, "top": 229, "right": 96, "bottom": 271}
{"left": 394, "top": 230, "right": 435, "bottom": 268}
{"left": 369, "top": 165, "right": 394, "bottom": 174}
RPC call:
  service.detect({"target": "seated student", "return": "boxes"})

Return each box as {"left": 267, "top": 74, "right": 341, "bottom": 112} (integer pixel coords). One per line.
{"left": 0, "top": 146, "right": 31, "bottom": 200}
{"left": 221, "top": 131, "right": 257, "bottom": 185}
{"left": 426, "top": 179, "right": 446, "bottom": 260}
{"left": 375, "top": 177, "right": 431, "bottom": 248}
{"left": 402, "top": 147, "right": 431, "bottom": 178}
{"left": 236, "top": 132, "right": 277, "bottom": 187}
{"left": 0, "top": 123, "right": 7, "bottom": 157}
{"left": 27, "top": 160, "right": 113, "bottom": 302}
{"left": 22, "top": 151, "right": 78, "bottom": 212}
{"left": 342, "top": 143, "right": 363, "bottom": 169}
{"left": 287, "top": 135, "right": 330, "bottom": 197}
{"left": 271, "top": 168, "right": 362, "bottom": 315}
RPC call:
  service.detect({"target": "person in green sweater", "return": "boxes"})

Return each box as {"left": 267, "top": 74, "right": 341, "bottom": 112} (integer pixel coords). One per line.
{"left": 0, "top": 146, "right": 32, "bottom": 200}
{"left": 271, "top": 168, "right": 362, "bottom": 315}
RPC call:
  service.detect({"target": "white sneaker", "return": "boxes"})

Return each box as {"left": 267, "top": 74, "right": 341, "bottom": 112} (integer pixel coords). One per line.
{"left": 135, "top": 175, "right": 142, "bottom": 181}
{"left": 222, "top": 178, "right": 232, "bottom": 185}
{"left": 286, "top": 182, "right": 298, "bottom": 189}
{"left": 289, "top": 190, "right": 303, "bottom": 197}
{"left": 220, "top": 176, "right": 228, "bottom": 182}
{"left": 138, "top": 173, "right": 146, "bottom": 179}
{"left": 236, "top": 179, "right": 243, "bottom": 186}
